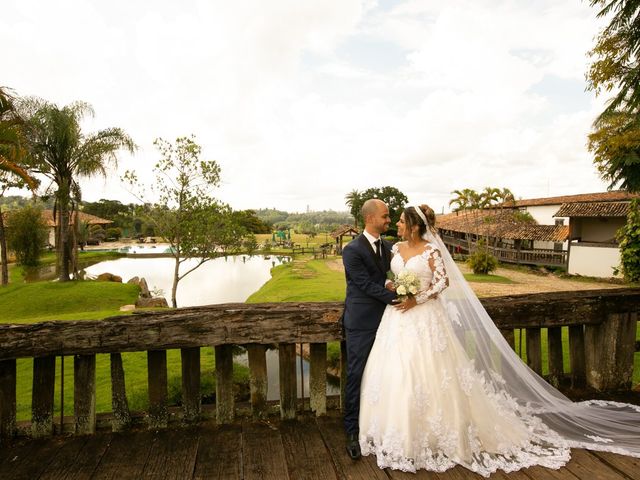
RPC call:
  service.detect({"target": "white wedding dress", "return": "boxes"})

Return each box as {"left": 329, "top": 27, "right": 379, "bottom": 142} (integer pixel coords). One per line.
{"left": 358, "top": 241, "right": 585, "bottom": 476}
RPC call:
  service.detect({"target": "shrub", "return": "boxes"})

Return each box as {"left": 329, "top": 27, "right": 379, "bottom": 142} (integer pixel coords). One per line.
{"left": 615, "top": 198, "right": 640, "bottom": 282}
{"left": 105, "top": 227, "right": 122, "bottom": 240}
{"left": 467, "top": 243, "right": 498, "bottom": 275}
{"left": 6, "top": 204, "right": 49, "bottom": 267}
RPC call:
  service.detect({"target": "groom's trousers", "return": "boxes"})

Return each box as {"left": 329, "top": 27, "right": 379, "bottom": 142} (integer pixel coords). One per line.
{"left": 343, "top": 327, "right": 378, "bottom": 436}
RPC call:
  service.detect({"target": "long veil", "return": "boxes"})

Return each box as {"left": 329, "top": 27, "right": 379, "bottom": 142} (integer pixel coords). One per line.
{"left": 425, "top": 229, "right": 640, "bottom": 457}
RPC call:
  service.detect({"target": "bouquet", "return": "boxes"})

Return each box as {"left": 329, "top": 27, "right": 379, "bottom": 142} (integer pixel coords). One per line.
{"left": 394, "top": 270, "right": 421, "bottom": 302}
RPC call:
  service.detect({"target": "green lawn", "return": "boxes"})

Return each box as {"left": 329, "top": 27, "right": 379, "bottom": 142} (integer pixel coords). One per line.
{"left": 464, "top": 273, "right": 514, "bottom": 284}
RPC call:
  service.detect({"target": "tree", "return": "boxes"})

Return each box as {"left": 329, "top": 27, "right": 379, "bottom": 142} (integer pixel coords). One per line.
{"left": 345, "top": 189, "right": 363, "bottom": 227}
{"left": 616, "top": 198, "right": 640, "bottom": 281}
{"left": 22, "top": 99, "right": 135, "bottom": 281}
{"left": 124, "top": 136, "right": 247, "bottom": 308}
{"left": 5, "top": 203, "right": 48, "bottom": 267}
{"left": 356, "top": 186, "right": 409, "bottom": 232}
{"left": 587, "top": 1, "right": 640, "bottom": 192}
{"left": 0, "top": 87, "right": 39, "bottom": 285}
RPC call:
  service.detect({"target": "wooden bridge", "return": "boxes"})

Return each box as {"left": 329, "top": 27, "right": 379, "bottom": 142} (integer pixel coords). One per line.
{"left": 1, "top": 289, "right": 639, "bottom": 479}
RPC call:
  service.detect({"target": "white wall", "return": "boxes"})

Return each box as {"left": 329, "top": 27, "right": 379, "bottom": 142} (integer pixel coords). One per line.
{"left": 573, "top": 218, "right": 625, "bottom": 243}
{"left": 524, "top": 205, "right": 565, "bottom": 225}
{"left": 568, "top": 244, "right": 621, "bottom": 278}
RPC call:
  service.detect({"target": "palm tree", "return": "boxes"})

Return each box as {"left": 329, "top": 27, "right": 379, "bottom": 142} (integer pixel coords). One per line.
{"left": 344, "top": 189, "right": 362, "bottom": 228}
{"left": 23, "top": 99, "right": 135, "bottom": 281}
{"left": 497, "top": 187, "right": 515, "bottom": 207}
{"left": 0, "top": 87, "right": 39, "bottom": 285}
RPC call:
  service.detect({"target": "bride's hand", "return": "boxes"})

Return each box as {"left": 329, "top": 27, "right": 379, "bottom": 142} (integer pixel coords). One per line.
{"left": 394, "top": 296, "right": 417, "bottom": 313}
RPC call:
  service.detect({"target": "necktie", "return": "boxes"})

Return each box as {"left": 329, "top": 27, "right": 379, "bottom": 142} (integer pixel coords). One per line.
{"left": 374, "top": 239, "right": 381, "bottom": 257}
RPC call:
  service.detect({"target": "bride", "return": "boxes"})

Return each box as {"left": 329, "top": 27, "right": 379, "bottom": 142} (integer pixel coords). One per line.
{"left": 358, "top": 204, "right": 640, "bottom": 477}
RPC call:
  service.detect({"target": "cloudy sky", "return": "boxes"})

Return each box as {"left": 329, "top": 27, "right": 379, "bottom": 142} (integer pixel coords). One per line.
{"left": 2, "top": 0, "right": 610, "bottom": 213}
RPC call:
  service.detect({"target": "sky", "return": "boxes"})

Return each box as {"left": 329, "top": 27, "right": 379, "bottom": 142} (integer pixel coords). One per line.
{"left": 2, "top": 0, "right": 612, "bottom": 214}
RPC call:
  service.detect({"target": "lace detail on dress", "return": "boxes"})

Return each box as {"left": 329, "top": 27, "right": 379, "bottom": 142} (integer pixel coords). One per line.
{"left": 415, "top": 246, "right": 448, "bottom": 304}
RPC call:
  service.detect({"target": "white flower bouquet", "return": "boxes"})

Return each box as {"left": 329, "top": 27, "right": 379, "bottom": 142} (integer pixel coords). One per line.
{"left": 394, "top": 270, "right": 421, "bottom": 302}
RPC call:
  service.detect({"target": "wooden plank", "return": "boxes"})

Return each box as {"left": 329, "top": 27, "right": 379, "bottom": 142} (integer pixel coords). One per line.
{"left": 0, "top": 437, "right": 64, "bottom": 480}
{"left": 569, "top": 325, "right": 586, "bottom": 388}
{"left": 517, "top": 465, "right": 578, "bottom": 480}
{"left": 192, "top": 424, "right": 242, "bottom": 480}
{"left": 243, "top": 420, "right": 290, "bottom": 480}
{"left": 181, "top": 347, "right": 201, "bottom": 423}
{"left": 316, "top": 415, "right": 389, "bottom": 480}
{"left": 32, "top": 355, "right": 56, "bottom": 437}
{"left": 564, "top": 449, "right": 628, "bottom": 480}
{"left": 547, "top": 327, "right": 563, "bottom": 388}
{"left": 38, "top": 434, "right": 110, "bottom": 480}
{"left": 279, "top": 343, "right": 297, "bottom": 420}
{"left": 526, "top": 328, "right": 542, "bottom": 375}
{"left": 110, "top": 352, "right": 131, "bottom": 432}
{"left": 74, "top": 354, "right": 96, "bottom": 435}
{"left": 309, "top": 343, "right": 327, "bottom": 416}
{"left": 215, "top": 344, "right": 234, "bottom": 424}
{"left": 592, "top": 450, "right": 640, "bottom": 480}
{"left": 280, "top": 418, "right": 338, "bottom": 479}
{"left": 2, "top": 289, "right": 639, "bottom": 359}
{"left": 0, "top": 358, "right": 16, "bottom": 440}
{"left": 340, "top": 341, "right": 347, "bottom": 411}
{"left": 247, "top": 344, "right": 268, "bottom": 419}
{"left": 91, "top": 430, "right": 156, "bottom": 480}
{"left": 140, "top": 427, "right": 200, "bottom": 479}
{"left": 147, "top": 350, "right": 168, "bottom": 428}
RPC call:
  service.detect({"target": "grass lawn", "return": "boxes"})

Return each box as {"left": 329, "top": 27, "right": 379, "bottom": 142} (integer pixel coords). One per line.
{"left": 463, "top": 273, "right": 514, "bottom": 284}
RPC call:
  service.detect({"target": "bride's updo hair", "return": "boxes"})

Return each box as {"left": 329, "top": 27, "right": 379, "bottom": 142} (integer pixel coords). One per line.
{"left": 403, "top": 204, "right": 436, "bottom": 237}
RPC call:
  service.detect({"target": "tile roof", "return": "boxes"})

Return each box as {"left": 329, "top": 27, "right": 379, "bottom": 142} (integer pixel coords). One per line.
{"left": 330, "top": 224, "right": 359, "bottom": 238}
{"left": 553, "top": 201, "right": 632, "bottom": 218}
{"left": 40, "top": 210, "right": 113, "bottom": 226}
{"left": 437, "top": 210, "right": 569, "bottom": 242}
{"left": 512, "top": 190, "right": 639, "bottom": 207}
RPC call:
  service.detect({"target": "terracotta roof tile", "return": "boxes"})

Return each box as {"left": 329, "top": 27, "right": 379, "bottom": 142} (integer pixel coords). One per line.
{"left": 330, "top": 224, "right": 359, "bottom": 238}
{"left": 512, "top": 190, "right": 639, "bottom": 207}
{"left": 553, "top": 201, "right": 632, "bottom": 218}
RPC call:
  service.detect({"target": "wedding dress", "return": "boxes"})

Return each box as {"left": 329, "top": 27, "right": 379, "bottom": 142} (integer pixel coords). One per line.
{"left": 358, "top": 232, "right": 640, "bottom": 477}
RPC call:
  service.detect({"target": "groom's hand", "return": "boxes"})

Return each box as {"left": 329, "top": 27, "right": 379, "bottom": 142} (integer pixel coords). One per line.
{"left": 385, "top": 281, "right": 396, "bottom": 292}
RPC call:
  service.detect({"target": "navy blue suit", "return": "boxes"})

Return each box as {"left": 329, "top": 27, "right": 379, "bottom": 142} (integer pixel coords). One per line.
{"left": 341, "top": 234, "right": 396, "bottom": 435}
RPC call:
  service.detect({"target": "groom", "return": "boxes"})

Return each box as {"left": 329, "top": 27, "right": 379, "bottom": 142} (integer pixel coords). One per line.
{"left": 341, "top": 198, "right": 397, "bottom": 460}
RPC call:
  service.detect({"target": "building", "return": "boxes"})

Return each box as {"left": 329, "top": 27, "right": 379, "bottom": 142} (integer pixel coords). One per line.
{"left": 41, "top": 210, "right": 112, "bottom": 247}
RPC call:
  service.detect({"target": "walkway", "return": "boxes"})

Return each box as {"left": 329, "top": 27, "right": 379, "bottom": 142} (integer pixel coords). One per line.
{"left": 1, "top": 414, "right": 639, "bottom": 480}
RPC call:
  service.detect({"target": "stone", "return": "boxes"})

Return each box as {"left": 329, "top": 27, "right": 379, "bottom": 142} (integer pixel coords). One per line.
{"left": 119, "top": 305, "right": 136, "bottom": 312}
{"left": 135, "top": 297, "right": 169, "bottom": 309}
{"left": 127, "top": 276, "right": 151, "bottom": 298}
{"left": 96, "top": 272, "right": 122, "bottom": 283}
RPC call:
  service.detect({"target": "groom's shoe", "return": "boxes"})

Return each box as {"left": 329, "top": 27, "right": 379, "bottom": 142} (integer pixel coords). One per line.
{"left": 346, "top": 433, "right": 361, "bottom": 460}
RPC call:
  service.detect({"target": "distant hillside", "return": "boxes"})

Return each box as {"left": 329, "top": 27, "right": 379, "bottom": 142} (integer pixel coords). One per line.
{"left": 253, "top": 208, "right": 354, "bottom": 232}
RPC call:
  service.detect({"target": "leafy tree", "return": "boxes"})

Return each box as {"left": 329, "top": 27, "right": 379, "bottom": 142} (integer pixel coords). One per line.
{"left": 5, "top": 203, "right": 48, "bottom": 267}
{"left": 124, "top": 136, "right": 247, "bottom": 308}
{"left": 345, "top": 189, "right": 362, "bottom": 227}
{"left": 22, "top": 99, "right": 135, "bottom": 281}
{"left": 83, "top": 199, "right": 136, "bottom": 232}
{"left": 0, "top": 87, "right": 39, "bottom": 285}
{"left": 357, "top": 186, "right": 409, "bottom": 232}
{"left": 232, "top": 209, "right": 272, "bottom": 234}
{"left": 587, "top": 1, "right": 640, "bottom": 192}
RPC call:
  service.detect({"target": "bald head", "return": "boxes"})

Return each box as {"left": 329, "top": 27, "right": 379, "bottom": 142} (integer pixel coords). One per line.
{"left": 362, "top": 199, "right": 391, "bottom": 234}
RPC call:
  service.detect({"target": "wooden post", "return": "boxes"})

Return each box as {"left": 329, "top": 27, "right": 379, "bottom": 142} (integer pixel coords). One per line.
{"left": 215, "top": 344, "right": 234, "bottom": 424}
{"left": 585, "top": 312, "right": 636, "bottom": 391}
{"left": 499, "top": 328, "right": 515, "bottom": 350}
{"left": 569, "top": 325, "right": 586, "bottom": 388}
{"left": 147, "top": 350, "right": 168, "bottom": 428}
{"left": 309, "top": 343, "right": 327, "bottom": 416}
{"left": 0, "top": 359, "right": 16, "bottom": 440}
{"left": 181, "top": 347, "right": 201, "bottom": 423}
{"left": 74, "top": 354, "right": 96, "bottom": 435}
{"left": 547, "top": 327, "right": 563, "bottom": 388}
{"left": 110, "top": 353, "right": 131, "bottom": 432}
{"left": 340, "top": 340, "right": 347, "bottom": 411}
{"left": 247, "top": 344, "right": 268, "bottom": 418}
{"left": 278, "top": 343, "right": 297, "bottom": 420}
{"left": 32, "top": 356, "right": 56, "bottom": 437}
{"left": 525, "top": 328, "right": 542, "bottom": 374}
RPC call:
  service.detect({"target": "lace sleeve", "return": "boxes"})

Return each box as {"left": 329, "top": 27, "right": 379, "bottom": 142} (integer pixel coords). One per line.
{"left": 415, "top": 246, "right": 449, "bottom": 304}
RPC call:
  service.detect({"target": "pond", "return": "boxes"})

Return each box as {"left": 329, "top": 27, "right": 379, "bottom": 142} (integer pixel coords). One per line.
{"left": 83, "top": 253, "right": 340, "bottom": 400}
{"left": 83, "top": 254, "right": 290, "bottom": 306}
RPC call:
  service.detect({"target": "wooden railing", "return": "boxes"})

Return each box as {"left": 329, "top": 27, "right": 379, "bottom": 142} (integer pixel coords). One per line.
{"left": 441, "top": 235, "right": 568, "bottom": 266}
{"left": 0, "top": 289, "right": 638, "bottom": 442}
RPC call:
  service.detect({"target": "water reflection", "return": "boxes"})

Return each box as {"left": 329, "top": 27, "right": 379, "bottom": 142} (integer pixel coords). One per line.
{"left": 83, "top": 254, "right": 290, "bottom": 306}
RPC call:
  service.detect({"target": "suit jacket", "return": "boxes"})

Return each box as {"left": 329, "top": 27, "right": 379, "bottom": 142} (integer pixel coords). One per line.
{"left": 342, "top": 234, "right": 397, "bottom": 330}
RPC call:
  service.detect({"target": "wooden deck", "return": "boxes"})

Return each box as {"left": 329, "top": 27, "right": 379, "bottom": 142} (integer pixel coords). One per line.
{"left": 1, "top": 414, "right": 639, "bottom": 480}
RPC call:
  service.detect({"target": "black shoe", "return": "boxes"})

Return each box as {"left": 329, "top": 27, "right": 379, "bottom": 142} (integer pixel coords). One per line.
{"left": 346, "top": 433, "right": 361, "bottom": 460}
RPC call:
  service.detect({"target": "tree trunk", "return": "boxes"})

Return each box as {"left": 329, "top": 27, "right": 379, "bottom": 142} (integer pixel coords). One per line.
{"left": 70, "top": 203, "right": 79, "bottom": 279}
{"left": 0, "top": 206, "right": 8, "bottom": 286}
{"left": 171, "top": 255, "right": 180, "bottom": 308}
{"left": 57, "top": 198, "right": 71, "bottom": 282}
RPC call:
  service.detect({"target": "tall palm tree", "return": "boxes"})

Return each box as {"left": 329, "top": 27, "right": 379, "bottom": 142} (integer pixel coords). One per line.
{"left": 497, "top": 187, "right": 515, "bottom": 207}
{"left": 23, "top": 99, "right": 135, "bottom": 281}
{"left": 345, "top": 189, "right": 361, "bottom": 227}
{"left": 0, "top": 87, "right": 39, "bottom": 285}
